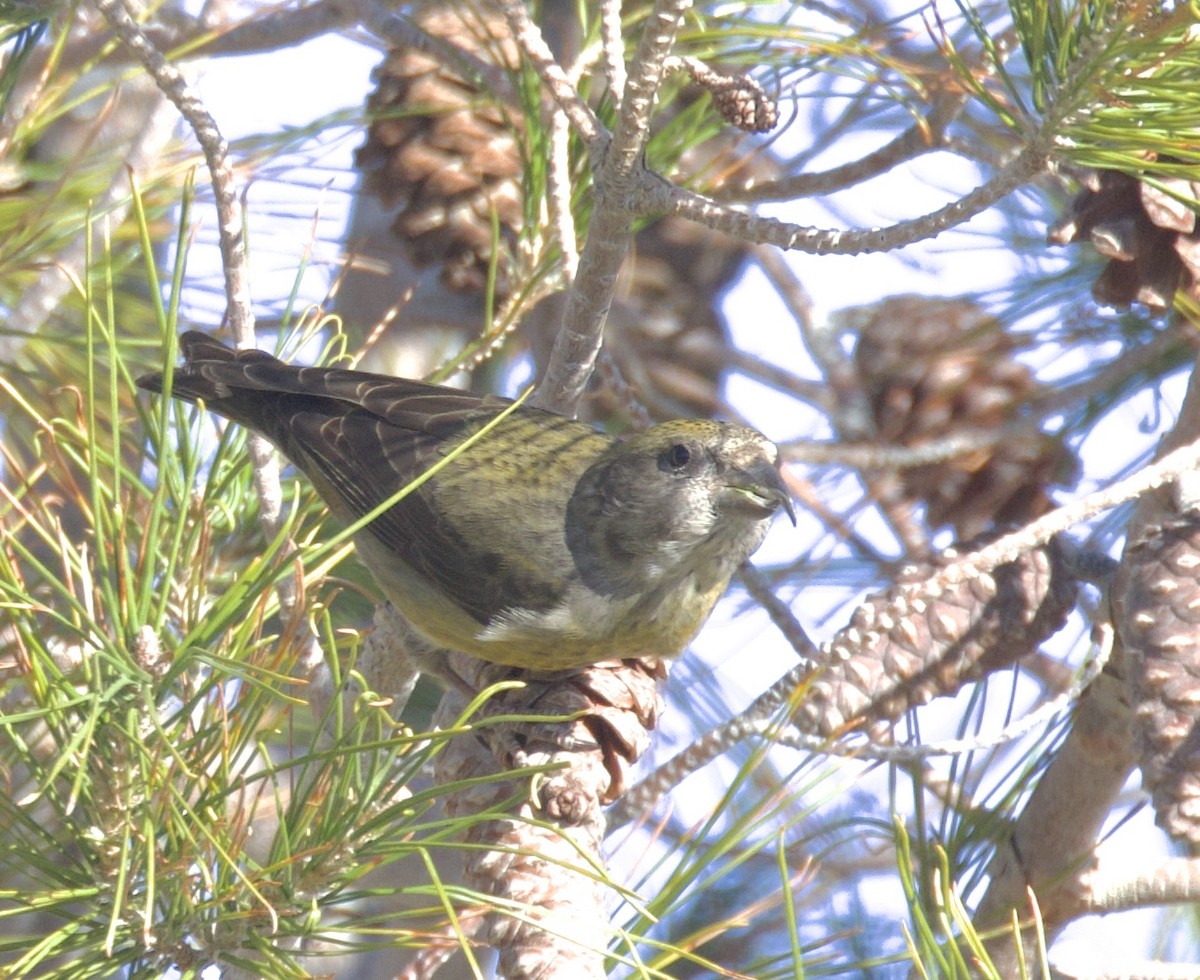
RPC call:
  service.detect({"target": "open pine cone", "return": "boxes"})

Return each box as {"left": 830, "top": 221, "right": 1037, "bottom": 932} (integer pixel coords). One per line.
{"left": 1120, "top": 514, "right": 1200, "bottom": 846}
{"left": 356, "top": 6, "right": 524, "bottom": 297}
{"left": 849, "top": 295, "right": 1077, "bottom": 540}
{"left": 588, "top": 216, "right": 751, "bottom": 420}
{"left": 1049, "top": 166, "right": 1200, "bottom": 310}
{"left": 796, "top": 535, "right": 1078, "bottom": 740}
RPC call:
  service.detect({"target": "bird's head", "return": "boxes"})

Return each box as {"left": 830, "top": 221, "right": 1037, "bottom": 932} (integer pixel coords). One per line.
{"left": 566, "top": 420, "right": 794, "bottom": 598}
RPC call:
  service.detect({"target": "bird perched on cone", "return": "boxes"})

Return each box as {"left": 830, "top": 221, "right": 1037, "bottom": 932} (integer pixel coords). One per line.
{"left": 138, "top": 332, "right": 794, "bottom": 671}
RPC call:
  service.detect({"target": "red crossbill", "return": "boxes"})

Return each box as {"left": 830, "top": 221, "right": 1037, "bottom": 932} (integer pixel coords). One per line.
{"left": 139, "top": 332, "right": 793, "bottom": 669}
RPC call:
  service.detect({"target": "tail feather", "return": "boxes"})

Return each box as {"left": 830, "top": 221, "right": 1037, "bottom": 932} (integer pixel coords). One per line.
{"left": 135, "top": 333, "right": 306, "bottom": 438}
{"left": 136, "top": 331, "right": 252, "bottom": 400}
{"left": 136, "top": 332, "right": 518, "bottom": 435}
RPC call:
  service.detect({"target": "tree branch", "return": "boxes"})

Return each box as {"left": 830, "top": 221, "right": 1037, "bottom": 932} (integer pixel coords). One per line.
{"left": 661, "top": 142, "right": 1050, "bottom": 254}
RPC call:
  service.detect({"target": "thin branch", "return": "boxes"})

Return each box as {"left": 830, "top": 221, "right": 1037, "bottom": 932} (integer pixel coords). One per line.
{"left": 94, "top": 0, "right": 251, "bottom": 342}
{"left": 548, "top": 109, "right": 578, "bottom": 282}
{"left": 754, "top": 245, "right": 870, "bottom": 434}
{"left": 599, "top": 0, "right": 626, "bottom": 107}
{"left": 718, "top": 105, "right": 963, "bottom": 203}
{"left": 529, "top": 203, "right": 632, "bottom": 413}
{"left": 606, "top": 0, "right": 691, "bottom": 185}
{"left": 193, "top": 0, "right": 357, "bottom": 56}
{"left": 608, "top": 696, "right": 792, "bottom": 827}
{"left": 659, "top": 143, "right": 1051, "bottom": 255}
{"left": 529, "top": 0, "right": 693, "bottom": 415}
{"left": 492, "top": 0, "right": 603, "bottom": 146}
{"left": 740, "top": 565, "right": 820, "bottom": 664}
{"left": 6, "top": 1, "right": 357, "bottom": 91}
{"left": 1081, "top": 856, "right": 1200, "bottom": 915}
{"left": 676, "top": 331, "right": 833, "bottom": 412}
{"left": 355, "top": 0, "right": 521, "bottom": 113}
{"left": 718, "top": 28, "right": 1020, "bottom": 203}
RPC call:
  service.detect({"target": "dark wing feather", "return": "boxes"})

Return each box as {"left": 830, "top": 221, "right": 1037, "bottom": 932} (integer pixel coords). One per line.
{"left": 138, "top": 332, "right": 597, "bottom": 624}
{"left": 284, "top": 409, "right": 519, "bottom": 622}
{"left": 138, "top": 331, "right": 509, "bottom": 430}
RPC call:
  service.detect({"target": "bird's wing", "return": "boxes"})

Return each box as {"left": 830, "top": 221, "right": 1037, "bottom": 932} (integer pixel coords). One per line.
{"left": 141, "top": 333, "right": 598, "bottom": 625}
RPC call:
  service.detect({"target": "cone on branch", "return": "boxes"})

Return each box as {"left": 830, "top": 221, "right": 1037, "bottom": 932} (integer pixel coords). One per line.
{"left": 356, "top": 5, "right": 524, "bottom": 297}
{"left": 579, "top": 215, "right": 753, "bottom": 422}
{"left": 356, "top": 5, "right": 777, "bottom": 420}
{"left": 1117, "top": 514, "right": 1200, "bottom": 846}
{"left": 431, "top": 657, "right": 665, "bottom": 976}
{"left": 848, "top": 294, "right": 1078, "bottom": 540}
{"left": 795, "top": 536, "right": 1078, "bottom": 740}
{"left": 1049, "top": 165, "right": 1200, "bottom": 310}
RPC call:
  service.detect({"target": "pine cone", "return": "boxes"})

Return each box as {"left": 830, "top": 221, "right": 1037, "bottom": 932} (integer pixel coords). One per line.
{"left": 356, "top": 6, "right": 523, "bottom": 296}
{"left": 1118, "top": 514, "right": 1200, "bottom": 846}
{"left": 598, "top": 216, "right": 751, "bottom": 420}
{"left": 509, "top": 659, "right": 666, "bottom": 811}
{"left": 850, "top": 295, "right": 1077, "bottom": 539}
{"left": 433, "top": 678, "right": 614, "bottom": 977}
{"left": 439, "top": 655, "right": 665, "bottom": 812}
{"left": 795, "top": 536, "right": 1078, "bottom": 739}
{"left": 1049, "top": 167, "right": 1200, "bottom": 310}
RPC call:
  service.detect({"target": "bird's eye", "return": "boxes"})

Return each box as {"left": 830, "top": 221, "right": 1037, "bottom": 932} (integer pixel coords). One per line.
{"left": 665, "top": 443, "right": 691, "bottom": 469}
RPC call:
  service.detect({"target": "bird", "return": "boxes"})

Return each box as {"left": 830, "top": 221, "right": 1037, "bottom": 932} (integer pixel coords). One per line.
{"left": 138, "top": 332, "right": 794, "bottom": 671}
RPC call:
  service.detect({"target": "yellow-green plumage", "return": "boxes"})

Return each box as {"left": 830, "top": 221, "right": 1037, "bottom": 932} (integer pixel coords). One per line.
{"left": 138, "top": 332, "right": 793, "bottom": 670}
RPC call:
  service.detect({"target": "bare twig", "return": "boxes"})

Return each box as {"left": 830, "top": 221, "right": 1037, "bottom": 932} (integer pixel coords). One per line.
{"left": 1080, "top": 855, "right": 1200, "bottom": 915}
{"left": 356, "top": 0, "right": 521, "bottom": 113}
{"left": 717, "top": 28, "right": 1020, "bottom": 203}
{"left": 528, "top": 0, "right": 693, "bottom": 415}
{"left": 194, "top": 0, "right": 357, "bottom": 56}
{"left": 528, "top": 202, "right": 635, "bottom": 414}
{"left": 599, "top": 0, "right": 626, "bottom": 107}
{"left": 754, "top": 245, "right": 870, "bottom": 434}
{"left": 606, "top": 0, "right": 691, "bottom": 182}
{"left": 492, "top": 0, "right": 603, "bottom": 145}
{"left": 661, "top": 142, "right": 1050, "bottom": 255}
{"left": 548, "top": 109, "right": 579, "bottom": 282}
{"left": 740, "top": 565, "right": 820, "bottom": 664}
{"left": 93, "top": 0, "right": 251, "bottom": 341}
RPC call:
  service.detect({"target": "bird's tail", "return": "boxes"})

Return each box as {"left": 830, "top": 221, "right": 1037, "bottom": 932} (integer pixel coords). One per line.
{"left": 136, "top": 332, "right": 320, "bottom": 438}
{"left": 137, "top": 332, "right": 277, "bottom": 402}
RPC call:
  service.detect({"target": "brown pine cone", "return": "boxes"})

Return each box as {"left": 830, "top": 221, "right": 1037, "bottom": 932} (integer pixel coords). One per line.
{"left": 356, "top": 6, "right": 524, "bottom": 297}
{"left": 850, "top": 294, "right": 1077, "bottom": 539}
{"left": 1118, "top": 514, "right": 1200, "bottom": 846}
{"left": 795, "top": 536, "right": 1078, "bottom": 739}
{"left": 1049, "top": 166, "right": 1200, "bottom": 310}
{"left": 595, "top": 216, "right": 752, "bottom": 420}
{"left": 438, "top": 655, "right": 666, "bottom": 813}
